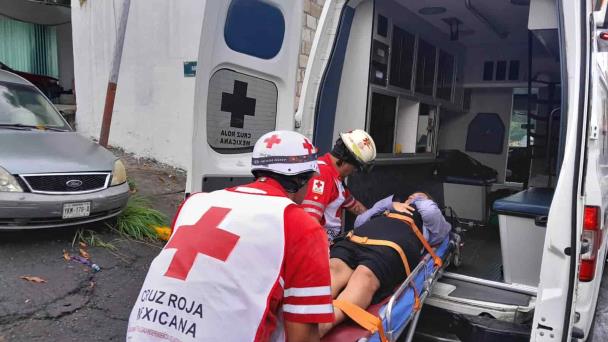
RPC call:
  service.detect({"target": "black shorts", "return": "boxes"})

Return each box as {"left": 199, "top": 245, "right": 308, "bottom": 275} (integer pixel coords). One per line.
{"left": 330, "top": 239, "right": 422, "bottom": 303}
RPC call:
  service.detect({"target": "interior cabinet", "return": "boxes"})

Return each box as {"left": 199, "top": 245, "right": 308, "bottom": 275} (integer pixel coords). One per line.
{"left": 389, "top": 26, "right": 415, "bottom": 90}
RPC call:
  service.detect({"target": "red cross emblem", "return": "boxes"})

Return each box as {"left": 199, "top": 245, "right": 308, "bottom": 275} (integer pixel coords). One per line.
{"left": 315, "top": 180, "right": 323, "bottom": 188}
{"left": 362, "top": 137, "right": 372, "bottom": 148}
{"left": 164, "top": 207, "right": 240, "bottom": 280}
{"left": 303, "top": 138, "right": 315, "bottom": 155}
{"left": 264, "top": 134, "right": 282, "bottom": 148}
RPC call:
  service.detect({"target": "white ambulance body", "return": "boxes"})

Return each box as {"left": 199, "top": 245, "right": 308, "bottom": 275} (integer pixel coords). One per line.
{"left": 189, "top": 0, "right": 608, "bottom": 340}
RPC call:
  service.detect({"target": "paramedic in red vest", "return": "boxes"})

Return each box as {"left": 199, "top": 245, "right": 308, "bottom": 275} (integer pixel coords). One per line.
{"left": 126, "top": 131, "right": 334, "bottom": 342}
{"left": 302, "top": 129, "right": 377, "bottom": 242}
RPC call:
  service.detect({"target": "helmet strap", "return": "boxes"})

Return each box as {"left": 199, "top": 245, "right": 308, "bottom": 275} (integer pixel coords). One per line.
{"left": 253, "top": 171, "right": 314, "bottom": 193}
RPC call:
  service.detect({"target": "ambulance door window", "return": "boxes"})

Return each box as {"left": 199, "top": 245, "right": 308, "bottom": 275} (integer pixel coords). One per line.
{"left": 206, "top": 69, "right": 278, "bottom": 154}
{"left": 224, "top": 0, "right": 285, "bottom": 59}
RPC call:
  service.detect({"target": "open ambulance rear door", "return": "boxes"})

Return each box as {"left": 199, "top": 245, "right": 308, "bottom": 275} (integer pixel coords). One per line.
{"left": 187, "top": 0, "right": 303, "bottom": 194}
{"left": 532, "top": 1, "right": 608, "bottom": 341}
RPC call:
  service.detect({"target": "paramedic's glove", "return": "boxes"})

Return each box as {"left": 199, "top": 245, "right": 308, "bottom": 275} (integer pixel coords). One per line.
{"left": 354, "top": 195, "right": 394, "bottom": 228}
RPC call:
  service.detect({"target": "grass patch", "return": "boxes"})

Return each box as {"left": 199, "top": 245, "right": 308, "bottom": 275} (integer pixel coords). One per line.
{"left": 73, "top": 229, "right": 118, "bottom": 251}
{"left": 112, "top": 195, "right": 169, "bottom": 241}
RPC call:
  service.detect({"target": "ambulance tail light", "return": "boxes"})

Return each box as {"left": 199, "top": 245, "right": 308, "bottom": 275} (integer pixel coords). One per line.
{"left": 579, "top": 206, "right": 601, "bottom": 282}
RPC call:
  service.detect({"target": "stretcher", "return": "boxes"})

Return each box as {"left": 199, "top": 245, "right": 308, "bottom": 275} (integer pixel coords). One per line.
{"left": 322, "top": 231, "right": 461, "bottom": 342}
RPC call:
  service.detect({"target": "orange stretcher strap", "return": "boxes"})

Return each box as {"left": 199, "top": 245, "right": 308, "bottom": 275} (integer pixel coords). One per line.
{"left": 333, "top": 299, "right": 388, "bottom": 342}
{"left": 346, "top": 231, "right": 421, "bottom": 311}
{"left": 385, "top": 213, "right": 443, "bottom": 267}
{"left": 347, "top": 231, "right": 412, "bottom": 275}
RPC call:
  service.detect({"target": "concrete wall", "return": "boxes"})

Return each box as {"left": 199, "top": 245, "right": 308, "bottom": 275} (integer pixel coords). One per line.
{"left": 56, "top": 22, "right": 73, "bottom": 92}
{"left": 72, "top": 0, "right": 205, "bottom": 169}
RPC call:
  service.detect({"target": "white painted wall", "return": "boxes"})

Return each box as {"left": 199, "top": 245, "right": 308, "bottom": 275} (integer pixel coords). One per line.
{"left": 438, "top": 88, "right": 513, "bottom": 182}
{"left": 72, "top": 0, "right": 205, "bottom": 169}
{"left": 56, "top": 22, "right": 73, "bottom": 91}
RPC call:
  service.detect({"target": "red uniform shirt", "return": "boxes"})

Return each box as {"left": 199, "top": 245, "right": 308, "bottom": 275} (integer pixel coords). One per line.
{"left": 228, "top": 178, "right": 334, "bottom": 340}
{"left": 301, "top": 153, "right": 356, "bottom": 241}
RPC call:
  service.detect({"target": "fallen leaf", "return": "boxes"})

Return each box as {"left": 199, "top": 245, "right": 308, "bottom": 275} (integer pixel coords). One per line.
{"left": 20, "top": 276, "right": 47, "bottom": 283}
{"left": 79, "top": 248, "right": 90, "bottom": 259}
{"left": 89, "top": 281, "right": 95, "bottom": 289}
{"left": 62, "top": 249, "right": 71, "bottom": 261}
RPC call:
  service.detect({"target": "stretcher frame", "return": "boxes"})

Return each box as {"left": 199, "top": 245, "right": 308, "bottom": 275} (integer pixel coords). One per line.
{"left": 382, "top": 233, "right": 460, "bottom": 342}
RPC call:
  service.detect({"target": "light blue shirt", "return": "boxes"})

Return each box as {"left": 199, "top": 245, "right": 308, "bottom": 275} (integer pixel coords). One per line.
{"left": 354, "top": 196, "right": 451, "bottom": 246}
{"left": 354, "top": 195, "right": 394, "bottom": 228}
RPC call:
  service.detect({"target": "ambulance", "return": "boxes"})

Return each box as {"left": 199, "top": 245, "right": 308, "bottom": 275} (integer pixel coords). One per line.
{"left": 188, "top": 0, "right": 608, "bottom": 340}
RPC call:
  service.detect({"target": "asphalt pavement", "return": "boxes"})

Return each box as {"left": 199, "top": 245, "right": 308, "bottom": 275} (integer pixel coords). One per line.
{"left": 0, "top": 151, "right": 185, "bottom": 341}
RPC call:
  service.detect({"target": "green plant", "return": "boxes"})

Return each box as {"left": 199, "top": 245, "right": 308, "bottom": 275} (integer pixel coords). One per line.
{"left": 112, "top": 195, "right": 168, "bottom": 241}
{"left": 72, "top": 229, "right": 118, "bottom": 251}
{"left": 127, "top": 178, "right": 137, "bottom": 192}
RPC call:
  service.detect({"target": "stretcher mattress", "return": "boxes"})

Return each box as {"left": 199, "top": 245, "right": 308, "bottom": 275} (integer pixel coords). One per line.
{"left": 322, "top": 235, "right": 453, "bottom": 342}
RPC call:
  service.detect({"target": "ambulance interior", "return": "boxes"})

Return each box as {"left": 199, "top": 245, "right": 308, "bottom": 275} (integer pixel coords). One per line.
{"left": 313, "top": 0, "right": 563, "bottom": 336}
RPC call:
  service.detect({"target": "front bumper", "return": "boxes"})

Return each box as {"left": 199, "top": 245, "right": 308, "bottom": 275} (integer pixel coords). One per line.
{"left": 0, "top": 182, "right": 130, "bottom": 229}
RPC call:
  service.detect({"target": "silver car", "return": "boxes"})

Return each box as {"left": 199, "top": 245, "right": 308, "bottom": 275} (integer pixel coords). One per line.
{"left": 0, "top": 70, "right": 129, "bottom": 229}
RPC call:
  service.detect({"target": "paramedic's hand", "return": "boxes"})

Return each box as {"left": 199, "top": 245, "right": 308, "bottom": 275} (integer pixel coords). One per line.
{"left": 285, "top": 321, "right": 320, "bottom": 342}
{"left": 393, "top": 201, "right": 415, "bottom": 215}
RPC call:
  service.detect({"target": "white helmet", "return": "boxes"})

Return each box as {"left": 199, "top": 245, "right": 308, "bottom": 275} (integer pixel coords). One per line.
{"left": 338, "top": 129, "right": 377, "bottom": 171}
{"left": 251, "top": 130, "right": 319, "bottom": 176}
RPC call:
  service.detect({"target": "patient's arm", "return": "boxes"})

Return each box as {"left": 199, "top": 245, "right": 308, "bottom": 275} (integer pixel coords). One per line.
{"left": 415, "top": 199, "right": 452, "bottom": 245}
{"left": 285, "top": 321, "right": 320, "bottom": 342}
{"left": 354, "top": 195, "right": 399, "bottom": 228}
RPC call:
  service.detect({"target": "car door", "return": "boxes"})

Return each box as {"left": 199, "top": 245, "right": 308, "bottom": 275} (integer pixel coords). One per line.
{"left": 187, "top": 0, "right": 303, "bottom": 194}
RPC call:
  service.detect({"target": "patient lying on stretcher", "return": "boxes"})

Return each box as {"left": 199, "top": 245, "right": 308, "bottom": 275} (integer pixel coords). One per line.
{"left": 320, "top": 192, "right": 452, "bottom": 337}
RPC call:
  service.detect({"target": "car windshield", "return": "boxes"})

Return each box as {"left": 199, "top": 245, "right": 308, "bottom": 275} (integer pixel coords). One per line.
{"left": 0, "top": 81, "right": 69, "bottom": 130}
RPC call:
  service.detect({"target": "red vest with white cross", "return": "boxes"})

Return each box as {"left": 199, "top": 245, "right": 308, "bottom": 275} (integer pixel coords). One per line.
{"left": 126, "top": 188, "right": 293, "bottom": 341}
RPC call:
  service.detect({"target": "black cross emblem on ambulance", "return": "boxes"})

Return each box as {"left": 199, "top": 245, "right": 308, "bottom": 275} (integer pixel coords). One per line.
{"left": 221, "top": 80, "right": 256, "bottom": 129}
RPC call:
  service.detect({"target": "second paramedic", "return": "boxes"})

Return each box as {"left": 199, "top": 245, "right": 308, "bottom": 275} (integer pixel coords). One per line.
{"left": 126, "top": 131, "right": 333, "bottom": 342}
{"left": 302, "top": 129, "right": 377, "bottom": 242}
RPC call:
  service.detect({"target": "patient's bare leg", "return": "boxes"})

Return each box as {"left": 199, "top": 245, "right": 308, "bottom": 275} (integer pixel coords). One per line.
{"left": 320, "top": 265, "right": 381, "bottom": 337}
{"left": 329, "top": 258, "right": 354, "bottom": 298}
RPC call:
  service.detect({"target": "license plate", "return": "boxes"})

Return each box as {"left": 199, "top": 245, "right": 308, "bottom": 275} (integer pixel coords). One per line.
{"left": 62, "top": 202, "right": 91, "bottom": 219}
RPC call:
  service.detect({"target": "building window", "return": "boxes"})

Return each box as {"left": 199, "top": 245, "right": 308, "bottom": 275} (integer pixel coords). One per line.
{"left": 224, "top": 0, "right": 285, "bottom": 59}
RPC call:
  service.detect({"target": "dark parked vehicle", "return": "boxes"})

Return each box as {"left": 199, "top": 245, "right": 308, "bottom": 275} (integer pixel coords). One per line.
{"left": 0, "top": 62, "right": 62, "bottom": 101}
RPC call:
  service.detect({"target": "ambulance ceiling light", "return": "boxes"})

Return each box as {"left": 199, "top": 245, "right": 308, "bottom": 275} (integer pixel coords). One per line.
{"left": 418, "top": 7, "right": 446, "bottom": 15}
